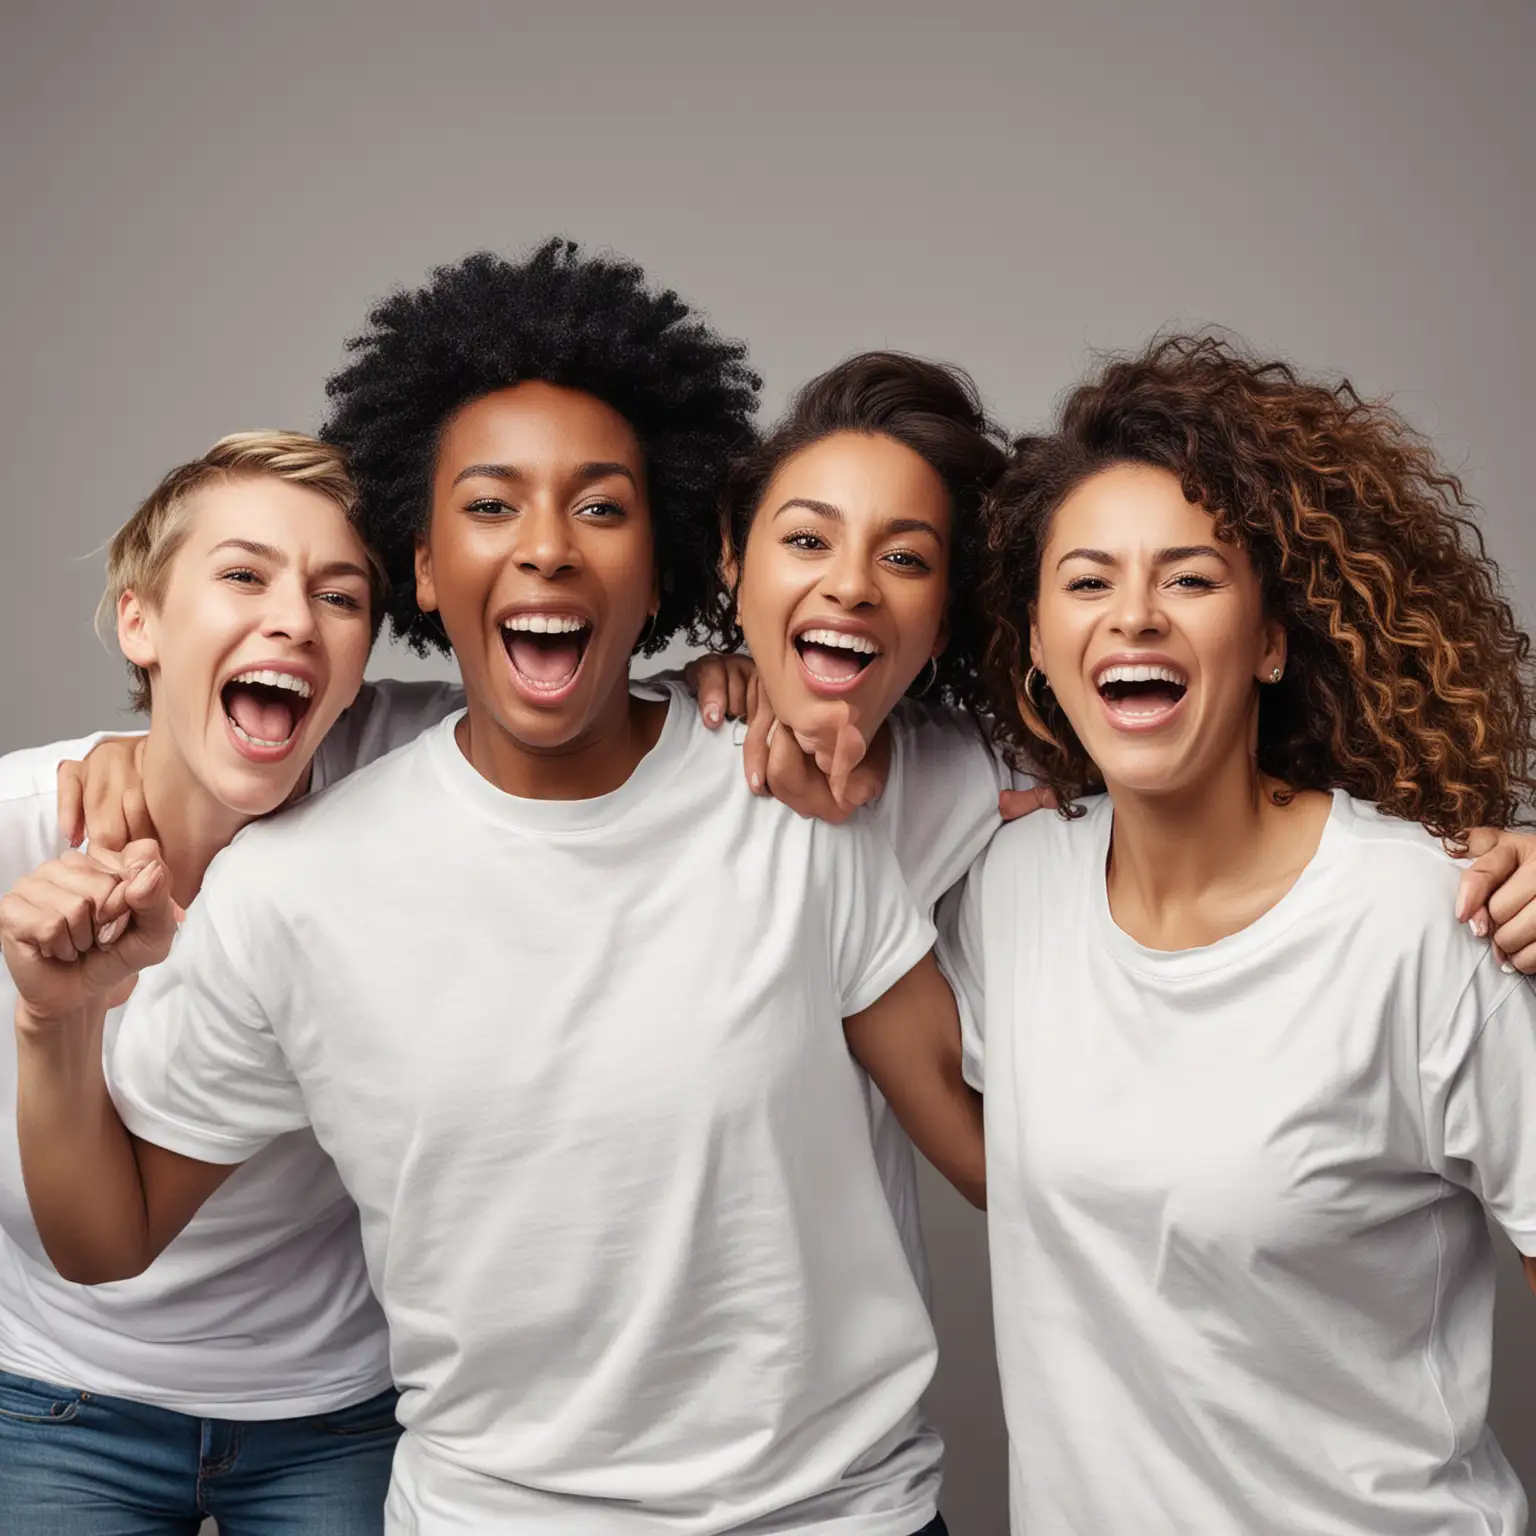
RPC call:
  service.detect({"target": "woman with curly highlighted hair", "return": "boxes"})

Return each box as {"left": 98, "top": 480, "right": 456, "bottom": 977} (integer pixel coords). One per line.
{"left": 938, "top": 335, "right": 1536, "bottom": 1532}
{"left": 5, "top": 241, "right": 977, "bottom": 1534}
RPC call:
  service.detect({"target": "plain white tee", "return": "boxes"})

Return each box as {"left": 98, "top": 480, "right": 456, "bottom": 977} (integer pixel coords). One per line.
{"left": 942, "top": 790, "right": 1536, "bottom": 1534}
{"left": 0, "top": 729, "right": 388, "bottom": 1416}
{"left": 109, "top": 682, "right": 944, "bottom": 1534}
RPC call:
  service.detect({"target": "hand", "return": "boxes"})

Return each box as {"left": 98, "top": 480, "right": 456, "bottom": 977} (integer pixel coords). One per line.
{"left": 998, "top": 784, "right": 1059, "bottom": 821}
{"left": 56, "top": 737, "right": 152, "bottom": 852}
{"left": 683, "top": 653, "right": 757, "bottom": 729}
{"left": 741, "top": 676, "right": 887, "bottom": 822}
{"left": 1457, "top": 828, "right": 1536, "bottom": 973}
{"left": 0, "top": 841, "right": 178, "bottom": 1024}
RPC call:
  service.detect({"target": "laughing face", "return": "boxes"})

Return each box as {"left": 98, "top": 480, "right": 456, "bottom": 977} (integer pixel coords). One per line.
{"left": 734, "top": 431, "right": 951, "bottom": 740}
{"left": 1030, "top": 463, "right": 1285, "bottom": 800}
{"left": 119, "top": 475, "right": 375, "bottom": 816}
{"left": 416, "top": 382, "right": 657, "bottom": 762}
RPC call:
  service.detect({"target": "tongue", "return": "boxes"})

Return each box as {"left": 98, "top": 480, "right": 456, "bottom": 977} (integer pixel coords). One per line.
{"left": 509, "top": 634, "right": 582, "bottom": 685}
{"left": 801, "top": 643, "right": 864, "bottom": 683}
{"left": 226, "top": 686, "right": 298, "bottom": 743}
{"left": 1108, "top": 682, "right": 1182, "bottom": 712}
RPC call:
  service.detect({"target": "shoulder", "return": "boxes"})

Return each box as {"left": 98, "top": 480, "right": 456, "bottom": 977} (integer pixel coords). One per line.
{"left": 985, "top": 791, "right": 1110, "bottom": 869}
{"left": 1330, "top": 796, "right": 1470, "bottom": 926}
{"left": 0, "top": 733, "right": 113, "bottom": 880}
{"left": 218, "top": 725, "right": 441, "bottom": 885}
{"left": 310, "top": 676, "right": 466, "bottom": 789}
{"left": 887, "top": 699, "right": 1003, "bottom": 790}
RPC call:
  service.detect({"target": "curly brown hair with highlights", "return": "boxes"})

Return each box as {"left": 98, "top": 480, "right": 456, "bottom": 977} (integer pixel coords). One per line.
{"left": 981, "top": 334, "right": 1536, "bottom": 838}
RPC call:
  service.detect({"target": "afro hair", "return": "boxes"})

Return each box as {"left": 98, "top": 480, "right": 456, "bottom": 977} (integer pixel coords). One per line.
{"left": 321, "top": 238, "right": 760, "bottom": 656}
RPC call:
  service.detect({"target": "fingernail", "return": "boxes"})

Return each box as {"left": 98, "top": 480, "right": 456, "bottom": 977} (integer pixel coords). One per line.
{"left": 749, "top": 773, "right": 762, "bottom": 793}
{"left": 128, "top": 862, "right": 160, "bottom": 896}
{"left": 1502, "top": 961, "right": 1517, "bottom": 975}
{"left": 96, "top": 917, "right": 125, "bottom": 947}
{"left": 1472, "top": 914, "right": 1490, "bottom": 938}
{"left": 705, "top": 704, "right": 721, "bottom": 727}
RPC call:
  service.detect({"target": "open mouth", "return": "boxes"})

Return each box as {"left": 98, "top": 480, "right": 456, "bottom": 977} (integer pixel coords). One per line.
{"left": 793, "top": 627, "right": 882, "bottom": 691}
{"left": 1095, "top": 662, "right": 1188, "bottom": 726}
{"left": 500, "top": 613, "right": 593, "bottom": 701}
{"left": 221, "top": 668, "right": 314, "bottom": 757}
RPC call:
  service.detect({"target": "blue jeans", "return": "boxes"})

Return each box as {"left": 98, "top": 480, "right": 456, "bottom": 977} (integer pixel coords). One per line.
{"left": 0, "top": 1368, "right": 399, "bottom": 1535}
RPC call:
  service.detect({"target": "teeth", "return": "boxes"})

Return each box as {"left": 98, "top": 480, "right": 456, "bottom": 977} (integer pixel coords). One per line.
{"left": 501, "top": 614, "right": 590, "bottom": 635}
{"left": 230, "top": 721, "right": 294, "bottom": 748}
{"left": 1097, "top": 663, "right": 1186, "bottom": 688}
{"left": 798, "top": 628, "right": 880, "bottom": 656}
{"left": 229, "top": 668, "right": 313, "bottom": 698}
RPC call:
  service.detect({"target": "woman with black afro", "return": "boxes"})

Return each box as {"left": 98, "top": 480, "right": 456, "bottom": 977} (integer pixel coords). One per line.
{"left": 12, "top": 239, "right": 983, "bottom": 1535}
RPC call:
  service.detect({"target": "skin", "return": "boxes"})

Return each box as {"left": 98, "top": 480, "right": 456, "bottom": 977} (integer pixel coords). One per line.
{"left": 117, "top": 476, "right": 375, "bottom": 905}
{"left": 1029, "top": 460, "right": 1536, "bottom": 1298}
{"left": 5, "top": 382, "right": 987, "bottom": 1290}
{"left": 1, "top": 477, "right": 376, "bottom": 1281}
{"left": 418, "top": 382, "right": 665, "bottom": 800}
{"left": 1028, "top": 462, "right": 1332, "bottom": 949}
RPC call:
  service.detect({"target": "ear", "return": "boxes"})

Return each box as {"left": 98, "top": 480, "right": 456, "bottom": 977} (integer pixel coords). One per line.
{"left": 117, "top": 589, "right": 158, "bottom": 670}
{"left": 719, "top": 523, "right": 741, "bottom": 620}
{"left": 1256, "top": 617, "right": 1287, "bottom": 684}
{"left": 414, "top": 538, "right": 438, "bottom": 615}
{"left": 1027, "top": 605, "right": 1044, "bottom": 673}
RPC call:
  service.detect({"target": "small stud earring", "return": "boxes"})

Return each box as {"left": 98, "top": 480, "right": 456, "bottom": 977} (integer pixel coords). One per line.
{"left": 1269, "top": 666, "right": 1283, "bottom": 684}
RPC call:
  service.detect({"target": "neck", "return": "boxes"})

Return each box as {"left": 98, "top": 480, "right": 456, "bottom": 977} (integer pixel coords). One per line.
{"left": 138, "top": 723, "right": 256, "bottom": 907}
{"left": 1103, "top": 748, "right": 1277, "bottom": 910}
{"left": 458, "top": 674, "right": 665, "bottom": 800}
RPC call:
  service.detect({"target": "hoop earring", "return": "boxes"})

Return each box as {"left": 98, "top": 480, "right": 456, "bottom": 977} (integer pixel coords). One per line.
{"left": 909, "top": 657, "right": 939, "bottom": 698}
{"left": 1023, "top": 665, "right": 1050, "bottom": 707}
{"left": 634, "top": 614, "right": 658, "bottom": 651}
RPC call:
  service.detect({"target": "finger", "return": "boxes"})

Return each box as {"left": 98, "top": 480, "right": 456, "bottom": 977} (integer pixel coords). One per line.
{"left": 0, "top": 890, "right": 76, "bottom": 968}
{"left": 1500, "top": 939, "right": 1536, "bottom": 977}
{"left": 124, "top": 784, "right": 155, "bottom": 845}
{"left": 1455, "top": 845, "right": 1517, "bottom": 925}
{"left": 109, "top": 859, "right": 180, "bottom": 973}
{"left": 1486, "top": 855, "right": 1536, "bottom": 930}
{"left": 838, "top": 762, "right": 884, "bottom": 812}
{"left": 1462, "top": 826, "right": 1500, "bottom": 859}
{"left": 827, "top": 720, "right": 868, "bottom": 810}
{"left": 692, "top": 658, "right": 728, "bottom": 729}
{"left": 85, "top": 778, "right": 132, "bottom": 854}
{"left": 10, "top": 870, "right": 112, "bottom": 956}
{"left": 743, "top": 687, "right": 777, "bottom": 795}
{"left": 998, "top": 786, "right": 1056, "bottom": 822}
{"left": 725, "top": 658, "right": 753, "bottom": 721}
{"left": 1492, "top": 903, "right": 1536, "bottom": 965}
{"left": 56, "top": 761, "right": 87, "bottom": 848}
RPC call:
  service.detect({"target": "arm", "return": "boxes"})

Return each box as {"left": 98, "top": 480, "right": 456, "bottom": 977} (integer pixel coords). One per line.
{"left": 844, "top": 950, "right": 984, "bottom": 1208}
{"left": 2, "top": 847, "right": 234, "bottom": 1281}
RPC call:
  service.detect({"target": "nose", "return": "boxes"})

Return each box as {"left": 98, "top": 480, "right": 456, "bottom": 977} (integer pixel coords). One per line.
{"left": 817, "top": 544, "right": 881, "bottom": 611}
{"left": 1109, "top": 574, "right": 1168, "bottom": 639}
{"left": 259, "top": 574, "right": 318, "bottom": 644}
{"left": 514, "top": 501, "right": 580, "bottom": 579}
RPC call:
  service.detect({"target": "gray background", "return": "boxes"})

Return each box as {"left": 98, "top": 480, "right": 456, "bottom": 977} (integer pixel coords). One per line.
{"left": 2, "top": 2, "right": 1533, "bottom": 1530}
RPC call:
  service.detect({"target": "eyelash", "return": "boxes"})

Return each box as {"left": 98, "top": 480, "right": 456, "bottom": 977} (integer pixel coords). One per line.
{"left": 782, "top": 530, "right": 931, "bottom": 572}
{"left": 465, "top": 497, "right": 625, "bottom": 520}
{"left": 220, "top": 568, "right": 363, "bottom": 611}
{"left": 1065, "top": 573, "right": 1218, "bottom": 593}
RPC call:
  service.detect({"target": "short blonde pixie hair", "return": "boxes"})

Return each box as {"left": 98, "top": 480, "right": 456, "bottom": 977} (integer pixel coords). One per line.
{"left": 96, "top": 431, "right": 387, "bottom": 711}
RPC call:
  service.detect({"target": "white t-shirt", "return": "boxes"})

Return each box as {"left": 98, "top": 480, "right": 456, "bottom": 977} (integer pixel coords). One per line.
{"left": 863, "top": 699, "right": 1019, "bottom": 1297}
{"left": 0, "top": 727, "right": 380, "bottom": 1415}
{"left": 109, "top": 682, "right": 944, "bottom": 1534}
{"left": 942, "top": 790, "right": 1536, "bottom": 1534}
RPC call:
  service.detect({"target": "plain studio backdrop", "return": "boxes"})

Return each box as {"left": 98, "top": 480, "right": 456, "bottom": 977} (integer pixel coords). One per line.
{"left": 3, "top": 2, "right": 1534, "bottom": 1530}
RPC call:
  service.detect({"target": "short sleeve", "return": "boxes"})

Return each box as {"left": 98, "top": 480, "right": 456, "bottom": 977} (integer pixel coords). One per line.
{"left": 1426, "top": 957, "right": 1536, "bottom": 1256}
{"left": 875, "top": 701, "right": 1031, "bottom": 912}
{"left": 817, "top": 813, "right": 937, "bottom": 1018}
{"left": 936, "top": 865, "right": 988, "bottom": 1092}
{"left": 107, "top": 871, "right": 309, "bottom": 1166}
{"left": 310, "top": 678, "right": 465, "bottom": 791}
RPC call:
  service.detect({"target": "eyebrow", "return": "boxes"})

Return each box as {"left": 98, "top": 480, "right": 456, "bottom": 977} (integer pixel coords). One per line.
{"left": 1055, "top": 543, "right": 1229, "bottom": 569}
{"left": 207, "top": 538, "right": 371, "bottom": 584}
{"left": 450, "top": 460, "right": 639, "bottom": 490}
{"left": 772, "top": 498, "right": 946, "bottom": 545}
